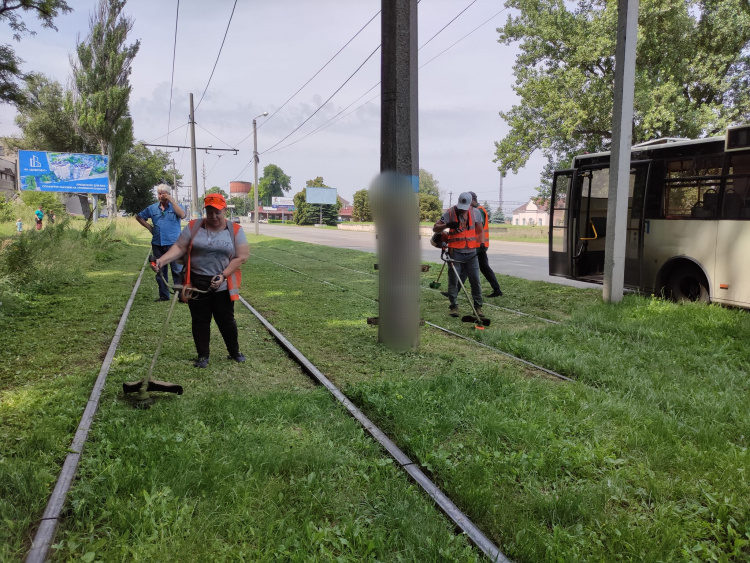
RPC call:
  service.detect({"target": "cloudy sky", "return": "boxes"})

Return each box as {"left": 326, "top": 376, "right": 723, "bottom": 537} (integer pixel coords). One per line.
{"left": 1, "top": 0, "right": 547, "bottom": 212}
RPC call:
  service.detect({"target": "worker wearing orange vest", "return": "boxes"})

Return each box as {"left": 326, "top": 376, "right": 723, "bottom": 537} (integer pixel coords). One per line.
{"left": 470, "top": 191, "right": 502, "bottom": 297}
{"left": 152, "top": 193, "right": 250, "bottom": 369}
{"left": 433, "top": 191, "right": 486, "bottom": 318}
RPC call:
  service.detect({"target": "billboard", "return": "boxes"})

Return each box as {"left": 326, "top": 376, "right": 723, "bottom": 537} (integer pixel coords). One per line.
{"left": 306, "top": 187, "right": 337, "bottom": 205}
{"left": 18, "top": 150, "right": 109, "bottom": 194}
{"left": 272, "top": 197, "right": 295, "bottom": 207}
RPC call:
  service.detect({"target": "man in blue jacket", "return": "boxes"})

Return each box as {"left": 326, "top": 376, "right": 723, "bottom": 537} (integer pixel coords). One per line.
{"left": 137, "top": 184, "right": 185, "bottom": 301}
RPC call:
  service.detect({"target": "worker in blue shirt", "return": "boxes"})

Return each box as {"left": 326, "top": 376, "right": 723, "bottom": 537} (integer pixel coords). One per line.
{"left": 137, "top": 184, "right": 186, "bottom": 301}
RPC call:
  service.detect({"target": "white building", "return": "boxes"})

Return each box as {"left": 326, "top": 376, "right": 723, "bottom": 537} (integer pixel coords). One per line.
{"left": 511, "top": 199, "right": 550, "bottom": 226}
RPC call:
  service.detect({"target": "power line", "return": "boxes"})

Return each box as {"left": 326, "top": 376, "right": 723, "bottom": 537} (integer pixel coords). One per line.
{"left": 420, "top": 7, "right": 508, "bottom": 69}
{"left": 261, "top": 44, "right": 381, "bottom": 155}
{"left": 194, "top": 0, "right": 238, "bottom": 112}
{"left": 166, "top": 0, "right": 180, "bottom": 144}
{"left": 418, "top": 0, "right": 479, "bottom": 51}
{"left": 196, "top": 123, "right": 235, "bottom": 150}
{"left": 147, "top": 122, "right": 188, "bottom": 145}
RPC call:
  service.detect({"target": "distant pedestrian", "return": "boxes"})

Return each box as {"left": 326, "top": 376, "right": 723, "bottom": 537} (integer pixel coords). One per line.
{"left": 47, "top": 210, "right": 55, "bottom": 225}
{"left": 34, "top": 206, "right": 43, "bottom": 230}
{"left": 136, "top": 184, "right": 185, "bottom": 301}
{"left": 16, "top": 218, "right": 22, "bottom": 233}
{"left": 433, "top": 191, "right": 486, "bottom": 318}
{"left": 470, "top": 191, "right": 502, "bottom": 297}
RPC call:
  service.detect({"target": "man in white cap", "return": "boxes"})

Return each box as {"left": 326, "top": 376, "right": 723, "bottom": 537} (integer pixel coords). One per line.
{"left": 432, "top": 191, "right": 485, "bottom": 317}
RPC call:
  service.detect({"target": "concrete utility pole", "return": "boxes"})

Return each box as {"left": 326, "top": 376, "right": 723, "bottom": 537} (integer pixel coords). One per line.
{"left": 189, "top": 93, "right": 200, "bottom": 219}
{"left": 202, "top": 160, "right": 206, "bottom": 197}
{"left": 376, "top": 0, "right": 420, "bottom": 351}
{"left": 448, "top": 191, "right": 453, "bottom": 207}
{"left": 603, "top": 0, "right": 639, "bottom": 302}
{"left": 171, "top": 159, "right": 177, "bottom": 200}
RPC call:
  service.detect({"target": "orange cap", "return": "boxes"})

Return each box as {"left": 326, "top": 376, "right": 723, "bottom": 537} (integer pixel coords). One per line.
{"left": 203, "top": 193, "right": 227, "bottom": 210}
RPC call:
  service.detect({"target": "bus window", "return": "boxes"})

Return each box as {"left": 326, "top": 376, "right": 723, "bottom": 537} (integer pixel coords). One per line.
{"left": 664, "top": 156, "right": 722, "bottom": 218}
{"left": 724, "top": 153, "right": 750, "bottom": 219}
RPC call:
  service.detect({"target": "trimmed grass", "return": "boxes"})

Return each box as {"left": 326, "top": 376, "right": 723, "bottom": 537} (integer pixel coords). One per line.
{"left": 2, "top": 229, "right": 749, "bottom": 561}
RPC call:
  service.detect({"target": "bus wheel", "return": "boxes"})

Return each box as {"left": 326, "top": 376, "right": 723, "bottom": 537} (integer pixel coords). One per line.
{"left": 667, "top": 266, "right": 709, "bottom": 303}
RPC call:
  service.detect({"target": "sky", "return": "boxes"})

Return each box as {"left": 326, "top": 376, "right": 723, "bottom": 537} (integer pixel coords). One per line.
{"left": 0, "top": 0, "right": 548, "bottom": 213}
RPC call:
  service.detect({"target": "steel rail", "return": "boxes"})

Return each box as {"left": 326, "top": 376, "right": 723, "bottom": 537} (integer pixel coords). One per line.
{"left": 251, "top": 253, "right": 573, "bottom": 382}
{"left": 26, "top": 256, "right": 149, "bottom": 563}
{"left": 260, "top": 245, "right": 560, "bottom": 324}
{"left": 238, "top": 297, "right": 511, "bottom": 563}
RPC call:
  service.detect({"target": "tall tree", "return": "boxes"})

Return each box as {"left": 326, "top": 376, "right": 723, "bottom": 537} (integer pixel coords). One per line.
{"left": 418, "top": 194, "right": 442, "bottom": 222}
{"left": 257, "top": 163, "right": 291, "bottom": 206}
{"left": 352, "top": 188, "right": 372, "bottom": 222}
{"left": 0, "top": 0, "right": 72, "bottom": 108}
{"left": 69, "top": 0, "right": 139, "bottom": 215}
{"left": 7, "top": 74, "right": 92, "bottom": 152}
{"left": 494, "top": 0, "right": 750, "bottom": 199}
{"left": 418, "top": 168, "right": 441, "bottom": 198}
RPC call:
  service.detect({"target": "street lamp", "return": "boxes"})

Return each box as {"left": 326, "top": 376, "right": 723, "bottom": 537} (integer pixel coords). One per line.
{"left": 253, "top": 111, "right": 268, "bottom": 235}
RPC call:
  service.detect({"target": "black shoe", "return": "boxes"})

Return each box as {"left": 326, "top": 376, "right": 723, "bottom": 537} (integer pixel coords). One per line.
{"left": 228, "top": 353, "right": 246, "bottom": 363}
{"left": 155, "top": 296, "right": 170, "bottom": 302}
{"left": 487, "top": 289, "right": 503, "bottom": 297}
{"left": 440, "top": 291, "right": 450, "bottom": 298}
{"left": 449, "top": 306, "right": 460, "bottom": 318}
{"left": 194, "top": 356, "right": 209, "bottom": 368}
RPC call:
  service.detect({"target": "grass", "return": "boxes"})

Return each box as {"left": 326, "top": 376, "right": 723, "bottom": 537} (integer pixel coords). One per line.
{"left": 2, "top": 225, "right": 749, "bottom": 561}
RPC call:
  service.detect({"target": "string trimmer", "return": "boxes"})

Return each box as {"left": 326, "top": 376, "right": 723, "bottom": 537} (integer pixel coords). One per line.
{"left": 442, "top": 248, "right": 491, "bottom": 329}
{"left": 429, "top": 262, "right": 446, "bottom": 289}
{"left": 122, "top": 255, "right": 188, "bottom": 408}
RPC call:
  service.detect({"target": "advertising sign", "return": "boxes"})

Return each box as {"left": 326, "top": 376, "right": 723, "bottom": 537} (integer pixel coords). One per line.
{"left": 18, "top": 150, "right": 109, "bottom": 194}
{"left": 305, "top": 187, "right": 337, "bottom": 205}
{"left": 271, "top": 197, "right": 295, "bottom": 207}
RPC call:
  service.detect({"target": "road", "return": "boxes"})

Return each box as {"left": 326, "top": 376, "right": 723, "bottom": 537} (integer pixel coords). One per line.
{"left": 248, "top": 222, "right": 599, "bottom": 289}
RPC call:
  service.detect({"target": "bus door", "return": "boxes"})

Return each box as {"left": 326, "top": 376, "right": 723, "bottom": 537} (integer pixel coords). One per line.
{"left": 572, "top": 163, "right": 649, "bottom": 284}
{"left": 549, "top": 169, "right": 575, "bottom": 277}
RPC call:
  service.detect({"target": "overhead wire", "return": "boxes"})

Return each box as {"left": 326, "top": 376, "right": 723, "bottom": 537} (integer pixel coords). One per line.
{"left": 195, "top": 123, "right": 235, "bottom": 150}
{"left": 194, "top": 0, "right": 238, "bottom": 112}
{"left": 166, "top": 0, "right": 180, "bottom": 144}
{"left": 146, "top": 122, "right": 189, "bottom": 145}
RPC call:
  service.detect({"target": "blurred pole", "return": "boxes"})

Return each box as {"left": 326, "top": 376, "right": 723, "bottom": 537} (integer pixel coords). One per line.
{"left": 377, "top": 0, "right": 419, "bottom": 350}
{"left": 253, "top": 117, "right": 259, "bottom": 235}
{"left": 604, "top": 0, "right": 639, "bottom": 302}
{"left": 189, "top": 93, "right": 199, "bottom": 219}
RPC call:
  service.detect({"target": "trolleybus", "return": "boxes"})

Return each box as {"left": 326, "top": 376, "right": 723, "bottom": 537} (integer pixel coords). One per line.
{"left": 549, "top": 124, "right": 750, "bottom": 308}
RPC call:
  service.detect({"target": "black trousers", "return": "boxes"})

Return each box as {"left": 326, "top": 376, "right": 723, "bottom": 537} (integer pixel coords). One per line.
{"left": 477, "top": 248, "right": 501, "bottom": 292}
{"left": 187, "top": 290, "right": 240, "bottom": 358}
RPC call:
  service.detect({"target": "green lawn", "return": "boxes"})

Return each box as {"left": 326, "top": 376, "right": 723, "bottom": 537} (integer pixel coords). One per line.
{"left": 2, "top": 223, "right": 749, "bottom": 562}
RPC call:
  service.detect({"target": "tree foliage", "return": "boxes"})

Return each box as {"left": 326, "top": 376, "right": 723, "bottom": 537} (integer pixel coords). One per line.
{"left": 6, "top": 74, "right": 92, "bottom": 152}
{"left": 294, "top": 177, "right": 340, "bottom": 226}
{"left": 257, "top": 163, "right": 291, "bottom": 207}
{"left": 494, "top": 0, "right": 750, "bottom": 199}
{"left": 69, "top": 0, "right": 139, "bottom": 213}
{"left": 418, "top": 194, "right": 443, "bottom": 222}
{"left": 418, "top": 168, "right": 441, "bottom": 198}
{"left": 490, "top": 208, "right": 506, "bottom": 224}
{"left": 0, "top": 0, "right": 72, "bottom": 107}
{"left": 352, "top": 188, "right": 371, "bottom": 222}
{"left": 118, "top": 143, "right": 172, "bottom": 213}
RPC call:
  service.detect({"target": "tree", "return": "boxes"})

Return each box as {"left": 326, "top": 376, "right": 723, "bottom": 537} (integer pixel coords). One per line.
{"left": 490, "top": 208, "right": 506, "bottom": 224}
{"left": 482, "top": 201, "right": 493, "bottom": 217}
{"left": 418, "top": 168, "right": 441, "bottom": 198}
{"left": 418, "top": 194, "right": 442, "bottom": 222}
{"left": 494, "top": 0, "right": 750, "bottom": 199}
{"left": 227, "top": 196, "right": 249, "bottom": 216}
{"left": 0, "top": 0, "right": 72, "bottom": 108}
{"left": 69, "top": 0, "right": 140, "bottom": 215}
{"left": 257, "top": 163, "right": 291, "bottom": 206}
{"left": 9, "top": 74, "right": 92, "bottom": 152}
{"left": 118, "top": 143, "right": 172, "bottom": 213}
{"left": 352, "top": 188, "right": 371, "bottom": 222}
{"left": 294, "top": 177, "right": 340, "bottom": 226}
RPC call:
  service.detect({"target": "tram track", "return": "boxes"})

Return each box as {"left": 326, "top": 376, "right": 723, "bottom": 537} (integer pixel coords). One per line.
{"left": 251, "top": 252, "right": 573, "bottom": 383}
{"left": 263, "top": 244, "right": 561, "bottom": 325}
{"left": 27, "top": 252, "right": 511, "bottom": 563}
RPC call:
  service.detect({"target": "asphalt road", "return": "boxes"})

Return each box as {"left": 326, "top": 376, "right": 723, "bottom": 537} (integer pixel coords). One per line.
{"left": 247, "top": 221, "right": 598, "bottom": 290}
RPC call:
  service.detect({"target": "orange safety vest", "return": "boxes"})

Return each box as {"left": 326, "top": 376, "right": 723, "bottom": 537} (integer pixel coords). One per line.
{"left": 478, "top": 206, "right": 490, "bottom": 248}
{"left": 446, "top": 207, "right": 479, "bottom": 250}
{"left": 184, "top": 219, "right": 243, "bottom": 301}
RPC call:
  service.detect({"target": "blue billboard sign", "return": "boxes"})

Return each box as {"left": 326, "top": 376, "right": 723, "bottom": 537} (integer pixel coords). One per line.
{"left": 18, "top": 150, "right": 109, "bottom": 194}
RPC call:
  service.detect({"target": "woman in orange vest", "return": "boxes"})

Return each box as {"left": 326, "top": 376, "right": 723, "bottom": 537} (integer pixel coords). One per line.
{"left": 152, "top": 193, "right": 250, "bottom": 368}
{"left": 432, "top": 191, "right": 486, "bottom": 318}
{"left": 470, "top": 191, "right": 503, "bottom": 297}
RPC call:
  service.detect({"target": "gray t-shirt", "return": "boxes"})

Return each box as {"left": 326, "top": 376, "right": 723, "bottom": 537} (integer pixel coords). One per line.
{"left": 177, "top": 222, "right": 248, "bottom": 292}
{"left": 440, "top": 207, "right": 483, "bottom": 256}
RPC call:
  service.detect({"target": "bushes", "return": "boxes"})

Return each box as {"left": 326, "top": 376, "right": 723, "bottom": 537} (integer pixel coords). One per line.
{"left": 0, "top": 219, "right": 121, "bottom": 317}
